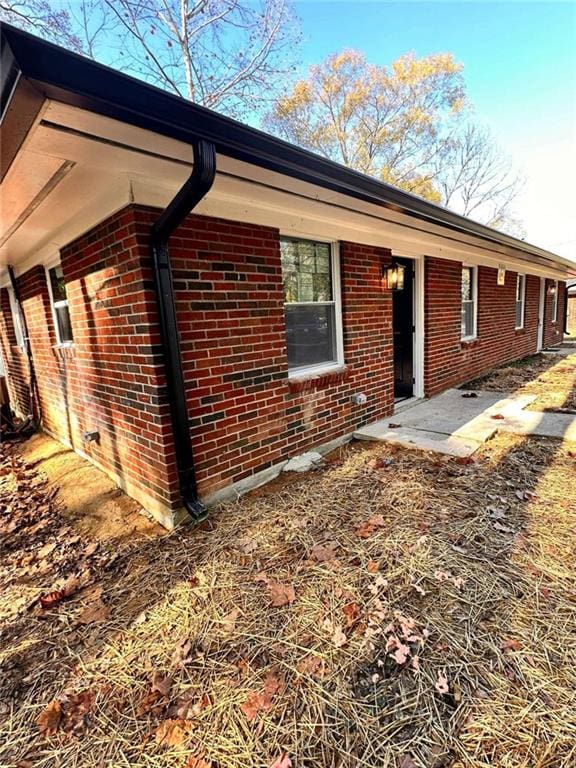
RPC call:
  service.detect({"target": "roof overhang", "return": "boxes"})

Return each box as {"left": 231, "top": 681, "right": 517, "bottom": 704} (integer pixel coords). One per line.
{"left": 1, "top": 23, "right": 575, "bottom": 283}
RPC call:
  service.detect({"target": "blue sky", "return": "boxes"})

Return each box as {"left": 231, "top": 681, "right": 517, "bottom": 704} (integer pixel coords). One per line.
{"left": 294, "top": 1, "right": 576, "bottom": 259}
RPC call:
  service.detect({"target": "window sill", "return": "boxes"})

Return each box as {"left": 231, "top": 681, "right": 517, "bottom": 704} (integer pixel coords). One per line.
{"left": 461, "top": 337, "right": 479, "bottom": 348}
{"left": 287, "top": 365, "right": 350, "bottom": 393}
{"left": 53, "top": 342, "right": 75, "bottom": 358}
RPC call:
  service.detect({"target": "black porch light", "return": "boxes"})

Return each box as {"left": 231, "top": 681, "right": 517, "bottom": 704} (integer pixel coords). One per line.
{"left": 383, "top": 262, "right": 406, "bottom": 291}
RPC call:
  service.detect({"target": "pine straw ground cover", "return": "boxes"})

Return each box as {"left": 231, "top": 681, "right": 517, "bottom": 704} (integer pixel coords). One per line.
{"left": 1, "top": 425, "right": 575, "bottom": 768}
{"left": 463, "top": 351, "right": 576, "bottom": 412}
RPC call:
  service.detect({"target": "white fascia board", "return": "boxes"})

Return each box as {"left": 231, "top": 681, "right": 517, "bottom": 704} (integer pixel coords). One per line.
{"left": 130, "top": 174, "right": 570, "bottom": 281}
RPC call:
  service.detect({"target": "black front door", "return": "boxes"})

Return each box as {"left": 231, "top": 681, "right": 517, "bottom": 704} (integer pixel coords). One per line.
{"left": 392, "top": 257, "right": 414, "bottom": 400}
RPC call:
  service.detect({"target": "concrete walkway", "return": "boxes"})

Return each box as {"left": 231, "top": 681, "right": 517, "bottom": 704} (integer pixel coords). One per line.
{"left": 354, "top": 388, "right": 576, "bottom": 456}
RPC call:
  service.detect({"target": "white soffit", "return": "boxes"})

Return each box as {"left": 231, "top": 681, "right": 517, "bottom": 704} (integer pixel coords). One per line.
{"left": 1, "top": 100, "right": 572, "bottom": 281}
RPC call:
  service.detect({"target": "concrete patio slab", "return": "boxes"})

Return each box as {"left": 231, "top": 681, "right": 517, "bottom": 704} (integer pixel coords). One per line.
{"left": 496, "top": 412, "right": 576, "bottom": 441}
{"left": 354, "top": 387, "right": 576, "bottom": 455}
{"left": 353, "top": 423, "right": 482, "bottom": 457}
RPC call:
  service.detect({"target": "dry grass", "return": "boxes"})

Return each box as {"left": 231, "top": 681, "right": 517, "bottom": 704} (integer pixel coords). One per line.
{"left": 1, "top": 356, "right": 576, "bottom": 768}
{"left": 464, "top": 351, "right": 576, "bottom": 412}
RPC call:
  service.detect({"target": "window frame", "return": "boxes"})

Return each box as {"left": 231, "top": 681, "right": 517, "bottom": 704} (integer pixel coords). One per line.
{"left": 461, "top": 264, "right": 478, "bottom": 341}
{"left": 551, "top": 280, "right": 559, "bottom": 323}
{"left": 7, "top": 286, "right": 25, "bottom": 349}
{"left": 45, "top": 261, "right": 74, "bottom": 347}
{"left": 280, "top": 236, "right": 344, "bottom": 378}
{"left": 515, "top": 273, "right": 526, "bottom": 330}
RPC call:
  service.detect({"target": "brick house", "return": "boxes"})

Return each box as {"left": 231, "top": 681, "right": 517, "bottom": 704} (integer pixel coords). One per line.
{"left": 1, "top": 25, "right": 574, "bottom": 528}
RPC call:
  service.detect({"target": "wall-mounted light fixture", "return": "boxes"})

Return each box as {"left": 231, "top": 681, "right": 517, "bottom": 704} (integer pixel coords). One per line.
{"left": 382, "top": 262, "right": 406, "bottom": 291}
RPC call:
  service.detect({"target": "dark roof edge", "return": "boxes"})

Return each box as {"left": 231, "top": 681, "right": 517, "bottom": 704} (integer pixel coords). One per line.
{"left": 1, "top": 22, "right": 574, "bottom": 274}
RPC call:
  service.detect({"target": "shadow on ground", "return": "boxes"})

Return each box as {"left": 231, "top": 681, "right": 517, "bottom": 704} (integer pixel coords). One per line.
{"left": 0, "top": 353, "right": 575, "bottom": 768}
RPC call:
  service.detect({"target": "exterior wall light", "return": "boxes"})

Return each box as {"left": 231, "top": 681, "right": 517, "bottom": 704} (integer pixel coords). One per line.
{"left": 383, "top": 263, "right": 406, "bottom": 291}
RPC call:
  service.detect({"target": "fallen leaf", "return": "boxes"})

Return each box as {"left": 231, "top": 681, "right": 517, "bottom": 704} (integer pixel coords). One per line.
{"left": 456, "top": 456, "right": 475, "bottom": 465}
{"left": 84, "top": 542, "right": 99, "bottom": 557}
{"left": 355, "top": 515, "right": 386, "bottom": 538}
{"left": 185, "top": 757, "right": 212, "bottom": 768}
{"left": 332, "top": 626, "right": 348, "bottom": 648}
{"left": 493, "top": 521, "right": 514, "bottom": 534}
{"left": 367, "top": 560, "right": 380, "bottom": 573}
{"left": 155, "top": 718, "right": 194, "bottom": 746}
{"left": 236, "top": 537, "right": 258, "bottom": 554}
{"left": 434, "top": 570, "right": 452, "bottom": 582}
{"left": 310, "top": 541, "right": 338, "bottom": 562}
{"left": 241, "top": 691, "right": 270, "bottom": 721}
{"left": 39, "top": 589, "right": 68, "bottom": 610}
{"left": 342, "top": 602, "right": 360, "bottom": 627}
{"left": 270, "top": 754, "right": 292, "bottom": 768}
{"left": 367, "top": 457, "right": 392, "bottom": 470}
{"left": 411, "top": 655, "right": 421, "bottom": 673}
{"left": 174, "top": 692, "right": 211, "bottom": 719}
{"left": 37, "top": 699, "right": 62, "bottom": 736}
{"left": 37, "top": 542, "right": 57, "bottom": 559}
{"left": 222, "top": 608, "right": 241, "bottom": 633}
{"left": 297, "top": 655, "right": 323, "bottom": 677}
{"left": 392, "top": 643, "right": 410, "bottom": 664}
{"left": 241, "top": 672, "right": 283, "bottom": 721}
{"left": 267, "top": 582, "right": 296, "bottom": 607}
{"left": 435, "top": 672, "right": 449, "bottom": 694}
{"left": 398, "top": 755, "right": 417, "bottom": 768}
{"left": 151, "top": 671, "right": 172, "bottom": 699}
{"left": 491, "top": 413, "right": 505, "bottom": 420}
{"left": 501, "top": 638, "right": 522, "bottom": 652}
{"left": 77, "top": 599, "right": 110, "bottom": 624}
{"left": 451, "top": 544, "right": 468, "bottom": 555}
{"left": 171, "top": 636, "right": 193, "bottom": 668}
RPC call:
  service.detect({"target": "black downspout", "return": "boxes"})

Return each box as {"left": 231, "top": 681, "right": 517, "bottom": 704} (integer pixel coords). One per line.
{"left": 7, "top": 264, "right": 40, "bottom": 424}
{"left": 150, "top": 139, "right": 216, "bottom": 522}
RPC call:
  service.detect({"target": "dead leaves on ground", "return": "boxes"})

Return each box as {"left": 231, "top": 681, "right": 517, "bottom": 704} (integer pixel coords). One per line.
{"left": 435, "top": 672, "right": 450, "bottom": 695}
{"left": 355, "top": 514, "right": 386, "bottom": 539}
{"left": 256, "top": 573, "right": 296, "bottom": 607}
{"left": 154, "top": 717, "right": 194, "bottom": 747}
{"left": 37, "top": 691, "right": 94, "bottom": 738}
{"left": 241, "top": 671, "right": 284, "bottom": 721}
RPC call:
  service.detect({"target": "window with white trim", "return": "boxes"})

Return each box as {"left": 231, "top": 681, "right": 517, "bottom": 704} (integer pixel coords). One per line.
{"left": 461, "top": 265, "right": 477, "bottom": 340}
{"left": 8, "top": 287, "right": 25, "bottom": 349}
{"left": 46, "top": 264, "right": 74, "bottom": 345}
{"left": 551, "top": 280, "right": 558, "bottom": 323}
{"left": 280, "top": 237, "right": 343, "bottom": 373}
{"left": 515, "top": 274, "right": 526, "bottom": 329}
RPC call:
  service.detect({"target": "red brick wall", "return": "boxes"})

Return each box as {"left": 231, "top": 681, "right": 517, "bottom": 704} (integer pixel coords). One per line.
{"left": 0, "top": 209, "right": 179, "bottom": 518}
{"left": 134, "top": 207, "right": 395, "bottom": 497}
{"left": 424, "top": 256, "right": 566, "bottom": 395}
{"left": 1, "top": 205, "right": 568, "bottom": 520}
